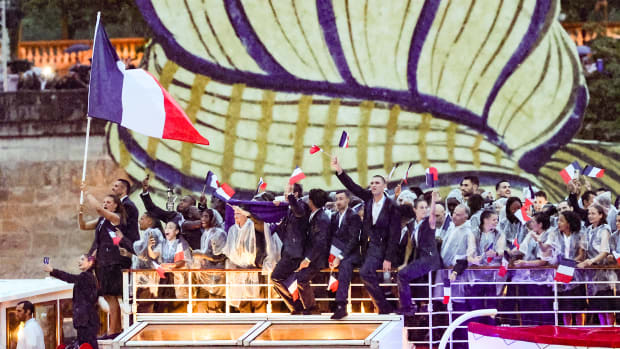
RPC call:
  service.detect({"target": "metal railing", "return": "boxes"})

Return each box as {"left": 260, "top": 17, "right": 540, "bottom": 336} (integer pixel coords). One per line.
{"left": 121, "top": 265, "right": 620, "bottom": 348}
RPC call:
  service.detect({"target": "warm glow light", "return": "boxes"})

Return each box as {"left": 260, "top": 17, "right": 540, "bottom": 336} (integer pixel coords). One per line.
{"left": 16, "top": 322, "right": 24, "bottom": 341}
{"left": 41, "top": 66, "right": 55, "bottom": 79}
{"left": 361, "top": 303, "right": 366, "bottom": 314}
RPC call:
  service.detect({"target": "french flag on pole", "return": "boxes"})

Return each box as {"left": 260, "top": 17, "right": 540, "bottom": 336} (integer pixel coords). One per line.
{"left": 442, "top": 279, "right": 451, "bottom": 305}
{"left": 514, "top": 206, "right": 531, "bottom": 225}
{"left": 339, "top": 131, "right": 350, "bottom": 148}
{"left": 285, "top": 274, "right": 299, "bottom": 301}
{"left": 425, "top": 167, "right": 438, "bottom": 188}
{"left": 559, "top": 161, "right": 582, "bottom": 184}
{"left": 309, "top": 145, "right": 322, "bottom": 154}
{"left": 205, "top": 171, "right": 219, "bottom": 192}
{"left": 402, "top": 162, "right": 413, "bottom": 184}
{"left": 87, "top": 16, "right": 209, "bottom": 145}
{"left": 289, "top": 167, "right": 306, "bottom": 185}
{"left": 257, "top": 177, "right": 267, "bottom": 191}
{"left": 174, "top": 242, "right": 185, "bottom": 263}
{"left": 583, "top": 165, "right": 605, "bottom": 178}
{"left": 498, "top": 251, "right": 510, "bottom": 277}
{"left": 216, "top": 183, "right": 236, "bottom": 201}
{"left": 152, "top": 261, "right": 167, "bottom": 279}
{"left": 554, "top": 257, "right": 577, "bottom": 283}
{"left": 329, "top": 245, "right": 343, "bottom": 264}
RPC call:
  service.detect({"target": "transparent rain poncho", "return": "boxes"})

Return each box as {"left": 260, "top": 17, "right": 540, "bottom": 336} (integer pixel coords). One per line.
{"left": 436, "top": 223, "right": 471, "bottom": 302}
{"left": 224, "top": 219, "right": 259, "bottom": 307}
{"left": 132, "top": 227, "right": 164, "bottom": 295}
{"left": 261, "top": 222, "right": 283, "bottom": 274}
{"left": 193, "top": 227, "right": 228, "bottom": 296}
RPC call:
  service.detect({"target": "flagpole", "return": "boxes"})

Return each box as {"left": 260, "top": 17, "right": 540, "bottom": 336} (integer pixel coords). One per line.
{"left": 80, "top": 11, "right": 101, "bottom": 205}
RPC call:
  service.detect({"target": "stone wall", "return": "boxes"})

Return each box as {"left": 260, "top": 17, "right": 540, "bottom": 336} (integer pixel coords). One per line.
{"left": 0, "top": 90, "right": 127, "bottom": 278}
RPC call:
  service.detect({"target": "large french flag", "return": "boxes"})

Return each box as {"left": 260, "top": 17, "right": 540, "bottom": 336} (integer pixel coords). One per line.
{"left": 87, "top": 17, "right": 209, "bottom": 145}
{"left": 554, "top": 257, "right": 577, "bottom": 283}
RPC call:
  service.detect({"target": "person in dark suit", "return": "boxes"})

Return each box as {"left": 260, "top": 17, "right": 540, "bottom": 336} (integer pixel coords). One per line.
{"left": 139, "top": 175, "right": 202, "bottom": 249}
{"left": 271, "top": 183, "right": 310, "bottom": 314}
{"left": 331, "top": 156, "right": 401, "bottom": 314}
{"left": 330, "top": 190, "right": 363, "bottom": 319}
{"left": 43, "top": 255, "right": 100, "bottom": 349}
{"left": 397, "top": 191, "right": 441, "bottom": 316}
{"left": 111, "top": 179, "right": 140, "bottom": 268}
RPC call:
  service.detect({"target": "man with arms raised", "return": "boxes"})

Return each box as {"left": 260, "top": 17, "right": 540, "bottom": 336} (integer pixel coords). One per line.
{"left": 331, "top": 156, "right": 401, "bottom": 314}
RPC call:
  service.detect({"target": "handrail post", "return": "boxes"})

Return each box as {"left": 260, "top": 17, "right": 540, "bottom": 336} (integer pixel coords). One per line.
{"left": 428, "top": 271, "right": 433, "bottom": 349}
{"left": 188, "top": 271, "right": 193, "bottom": 313}
{"left": 553, "top": 278, "right": 559, "bottom": 326}
{"left": 132, "top": 270, "right": 138, "bottom": 323}
{"left": 267, "top": 272, "right": 272, "bottom": 313}
{"left": 225, "top": 270, "right": 230, "bottom": 314}
{"left": 122, "top": 270, "right": 129, "bottom": 329}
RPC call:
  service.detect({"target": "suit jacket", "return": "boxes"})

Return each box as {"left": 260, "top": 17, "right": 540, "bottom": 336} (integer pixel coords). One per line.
{"left": 405, "top": 217, "right": 441, "bottom": 269}
{"left": 336, "top": 171, "right": 401, "bottom": 264}
{"left": 140, "top": 192, "right": 202, "bottom": 249}
{"left": 304, "top": 208, "right": 331, "bottom": 268}
{"left": 276, "top": 194, "right": 309, "bottom": 260}
{"left": 88, "top": 217, "right": 121, "bottom": 266}
{"left": 121, "top": 197, "right": 140, "bottom": 243}
{"left": 50, "top": 269, "right": 99, "bottom": 329}
{"left": 330, "top": 208, "right": 362, "bottom": 261}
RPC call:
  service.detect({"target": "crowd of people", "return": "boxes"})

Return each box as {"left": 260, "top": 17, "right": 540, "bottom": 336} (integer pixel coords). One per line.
{"left": 38, "top": 156, "right": 618, "bottom": 348}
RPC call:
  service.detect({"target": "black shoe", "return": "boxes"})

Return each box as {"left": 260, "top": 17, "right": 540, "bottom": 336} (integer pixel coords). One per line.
{"left": 290, "top": 309, "right": 303, "bottom": 315}
{"left": 331, "top": 305, "right": 348, "bottom": 320}
{"left": 396, "top": 307, "right": 416, "bottom": 317}
{"left": 378, "top": 304, "right": 394, "bottom": 315}
{"left": 303, "top": 306, "right": 321, "bottom": 315}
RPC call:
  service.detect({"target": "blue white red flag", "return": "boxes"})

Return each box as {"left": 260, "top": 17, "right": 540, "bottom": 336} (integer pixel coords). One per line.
{"left": 339, "top": 131, "right": 349, "bottom": 148}
{"left": 402, "top": 162, "right": 413, "bottom": 184}
{"left": 443, "top": 279, "right": 451, "bottom": 304}
{"left": 289, "top": 167, "right": 306, "bottom": 185}
{"left": 257, "top": 177, "right": 267, "bottom": 191}
{"left": 425, "top": 167, "right": 438, "bottom": 187}
{"left": 327, "top": 273, "right": 339, "bottom": 292}
{"left": 87, "top": 17, "right": 208, "bottom": 145}
{"left": 285, "top": 273, "right": 299, "bottom": 301}
{"left": 559, "top": 161, "right": 582, "bottom": 184}
{"left": 554, "top": 257, "right": 577, "bottom": 283}
{"left": 583, "top": 165, "right": 605, "bottom": 178}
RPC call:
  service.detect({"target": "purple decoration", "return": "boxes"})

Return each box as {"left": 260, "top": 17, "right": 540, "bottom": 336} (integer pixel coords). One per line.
{"left": 224, "top": 199, "right": 289, "bottom": 231}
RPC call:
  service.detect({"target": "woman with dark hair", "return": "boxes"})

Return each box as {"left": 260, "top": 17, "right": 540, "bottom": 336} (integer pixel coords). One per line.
{"left": 512, "top": 212, "right": 554, "bottom": 325}
{"left": 157, "top": 220, "right": 192, "bottom": 313}
{"left": 540, "top": 210, "right": 586, "bottom": 325}
{"left": 465, "top": 209, "right": 506, "bottom": 324}
{"left": 578, "top": 203, "right": 615, "bottom": 325}
{"left": 43, "top": 254, "right": 99, "bottom": 348}
{"left": 467, "top": 194, "right": 484, "bottom": 230}
{"left": 193, "top": 209, "right": 227, "bottom": 313}
{"left": 79, "top": 183, "right": 126, "bottom": 335}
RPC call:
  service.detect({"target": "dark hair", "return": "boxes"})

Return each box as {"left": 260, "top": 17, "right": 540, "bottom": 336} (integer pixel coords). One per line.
{"left": 560, "top": 211, "right": 581, "bottom": 234}
{"left": 309, "top": 189, "right": 328, "bottom": 208}
{"left": 409, "top": 186, "right": 424, "bottom": 198}
{"left": 201, "top": 209, "right": 217, "bottom": 228}
{"left": 596, "top": 187, "right": 609, "bottom": 194}
{"left": 336, "top": 190, "right": 351, "bottom": 198}
{"left": 505, "top": 196, "right": 523, "bottom": 224}
{"left": 468, "top": 194, "right": 484, "bottom": 215}
{"left": 582, "top": 190, "right": 596, "bottom": 204}
{"left": 534, "top": 191, "right": 547, "bottom": 199}
{"left": 414, "top": 198, "right": 427, "bottom": 210}
{"left": 589, "top": 203, "right": 607, "bottom": 226}
{"left": 253, "top": 191, "right": 275, "bottom": 201}
{"left": 532, "top": 212, "right": 551, "bottom": 230}
{"left": 143, "top": 211, "right": 163, "bottom": 232}
{"left": 462, "top": 175, "right": 479, "bottom": 187}
{"left": 183, "top": 195, "right": 197, "bottom": 206}
{"left": 117, "top": 179, "right": 131, "bottom": 195}
{"left": 17, "top": 301, "right": 35, "bottom": 316}
{"left": 423, "top": 191, "right": 432, "bottom": 205}
{"left": 495, "top": 179, "right": 510, "bottom": 191}
{"left": 479, "top": 209, "right": 498, "bottom": 232}
{"left": 293, "top": 183, "right": 303, "bottom": 197}
{"left": 105, "top": 194, "right": 127, "bottom": 226}
{"left": 349, "top": 196, "right": 363, "bottom": 208}
{"left": 166, "top": 220, "right": 181, "bottom": 231}
{"left": 615, "top": 196, "right": 620, "bottom": 210}
{"left": 372, "top": 174, "right": 387, "bottom": 184}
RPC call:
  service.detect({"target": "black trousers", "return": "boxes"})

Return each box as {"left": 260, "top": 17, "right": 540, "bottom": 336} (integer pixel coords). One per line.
{"left": 334, "top": 255, "right": 360, "bottom": 305}
{"left": 359, "top": 255, "right": 392, "bottom": 313}
{"left": 77, "top": 325, "right": 99, "bottom": 349}
{"left": 271, "top": 257, "right": 303, "bottom": 311}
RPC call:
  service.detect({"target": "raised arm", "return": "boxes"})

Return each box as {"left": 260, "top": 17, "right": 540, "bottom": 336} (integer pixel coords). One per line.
{"left": 331, "top": 156, "right": 372, "bottom": 201}
{"left": 429, "top": 190, "right": 439, "bottom": 229}
{"left": 78, "top": 204, "right": 99, "bottom": 230}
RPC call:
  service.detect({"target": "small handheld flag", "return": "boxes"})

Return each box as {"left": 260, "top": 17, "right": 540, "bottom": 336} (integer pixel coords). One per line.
{"left": 498, "top": 251, "right": 510, "bottom": 277}
{"left": 205, "top": 171, "right": 219, "bottom": 193}
{"left": 425, "top": 167, "right": 438, "bottom": 188}
{"left": 485, "top": 243, "right": 495, "bottom": 263}
{"left": 583, "top": 165, "right": 605, "bottom": 178}
{"left": 514, "top": 207, "right": 531, "bottom": 225}
{"left": 285, "top": 274, "right": 299, "bottom": 301}
{"left": 216, "top": 183, "right": 236, "bottom": 200}
{"left": 402, "top": 162, "right": 413, "bottom": 184}
{"left": 289, "top": 167, "right": 306, "bottom": 184}
{"left": 152, "top": 261, "right": 167, "bottom": 279}
{"left": 554, "top": 257, "right": 577, "bottom": 283}
{"left": 174, "top": 242, "right": 185, "bottom": 263}
{"left": 613, "top": 252, "right": 620, "bottom": 265}
{"left": 257, "top": 177, "right": 267, "bottom": 192}
{"left": 108, "top": 229, "right": 121, "bottom": 246}
{"left": 329, "top": 245, "right": 343, "bottom": 264}
{"left": 309, "top": 145, "right": 322, "bottom": 154}
{"left": 387, "top": 164, "right": 399, "bottom": 181}
{"left": 327, "top": 273, "right": 339, "bottom": 292}
{"left": 442, "top": 279, "right": 451, "bottom": 305}
{"left": 512, "top": 237, "right": 520, "bottom": 250}
{"left": 338, "top": 131, "right": 350, "bottom": 148}
{"left": 559, "top": 161, "right": 582, "bottom": 184}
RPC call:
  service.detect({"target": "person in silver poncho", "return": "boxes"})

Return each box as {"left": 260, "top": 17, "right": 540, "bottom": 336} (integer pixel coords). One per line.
{"left": 193, "top": 209, "right": 227, "bottom": 313}
{"left": 131, "top": 212, "right": 164, "bottom": 313}
{"left": 224, "top": 206, "right": 263, "bottom": 312}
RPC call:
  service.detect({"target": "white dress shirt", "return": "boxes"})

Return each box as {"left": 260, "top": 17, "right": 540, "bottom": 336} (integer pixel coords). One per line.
{"left": 17, "top": 318, "right": 45, "bottom": 349}
{"left": 372, "top": 195, "right": 386, "bottom": 225}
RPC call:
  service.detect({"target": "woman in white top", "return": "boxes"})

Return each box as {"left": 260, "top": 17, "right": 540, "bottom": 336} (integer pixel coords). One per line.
{"left": 578, "top": 204, "right": 615, "bottom": 326}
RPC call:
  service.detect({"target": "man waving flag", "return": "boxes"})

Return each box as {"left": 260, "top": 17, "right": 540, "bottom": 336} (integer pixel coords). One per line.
{"left": 87, "top": 16, "right": 209, "bottom": 145}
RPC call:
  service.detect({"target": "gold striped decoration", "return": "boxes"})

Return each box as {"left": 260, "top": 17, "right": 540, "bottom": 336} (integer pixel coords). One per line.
{"left": 254, "top": 90, "right": 276, "bottom": 178}
{"left": 222, "top": 83, "right": 246, "bottom": 182}
{"left": 292, "top": 95, "right": 312, "bottom": 169}
{"left": 418, "top": 113, "right": 432, "bottom": 169}
{"left": 470, "top": 134, "right": 483, "bottom": 168}
{"left": 322, "top": 99, "right": 341, "bottom": 185}
{"left": 384, "top": 105, "right": 401, "bottom": 173}
{"left": 357, "top": 100, "right": 374, "bottom": 186}
{"left": 446, "top": 122, "right": 457, "bottom": 169}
